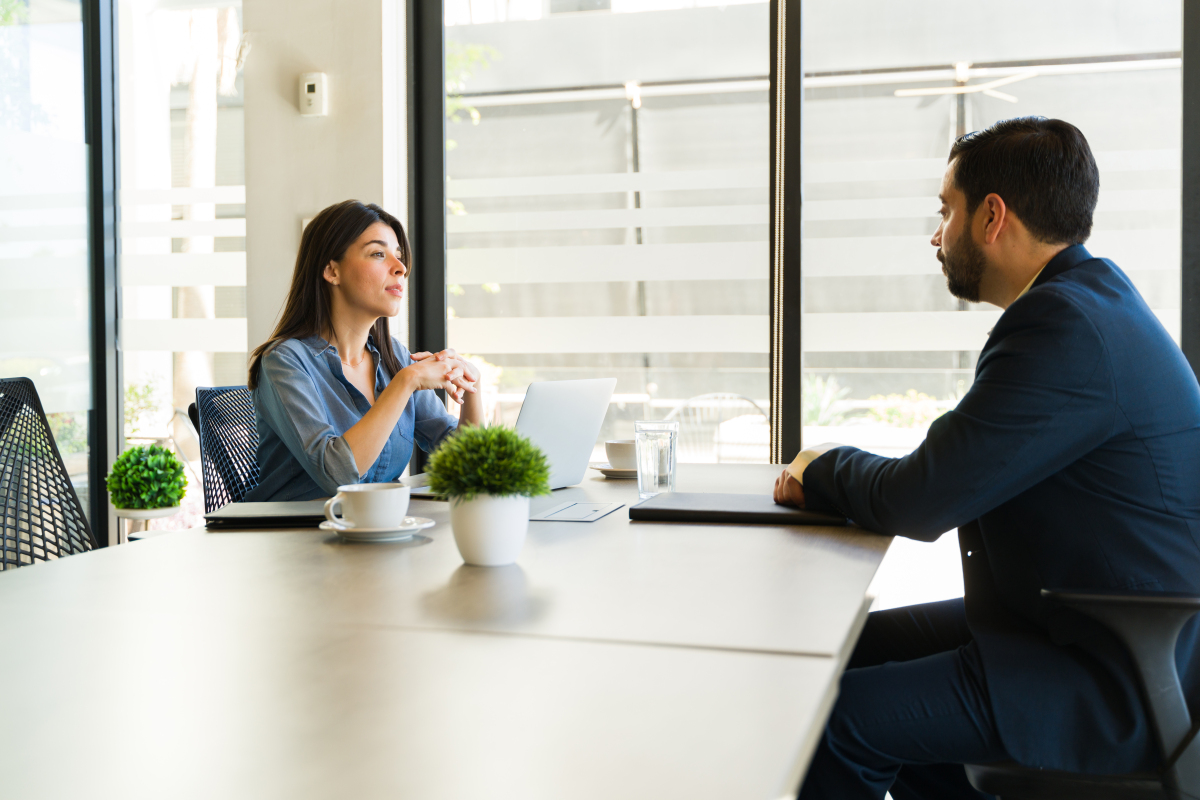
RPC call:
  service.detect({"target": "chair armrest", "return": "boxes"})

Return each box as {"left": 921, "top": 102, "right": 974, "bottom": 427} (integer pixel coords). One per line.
{"left": 1041, "top": 588, "right": 1200, "bottom": 779}
{"left": 1043, "top": 588, "right": 1200, "bottom": 612}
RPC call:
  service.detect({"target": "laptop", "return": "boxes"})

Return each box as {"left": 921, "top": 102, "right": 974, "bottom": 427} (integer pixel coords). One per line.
{"left": 407, "top": 378, "right": 616, "bottom": 497}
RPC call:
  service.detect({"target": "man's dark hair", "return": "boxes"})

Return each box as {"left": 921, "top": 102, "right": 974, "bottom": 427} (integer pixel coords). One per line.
{"left": 949, "top": 116, "right": 1099, "bottom": 245}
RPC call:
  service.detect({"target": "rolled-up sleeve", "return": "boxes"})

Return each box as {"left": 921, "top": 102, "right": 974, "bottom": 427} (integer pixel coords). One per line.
{"left": 258, "top": 345, "right": 362, "bottom": 493}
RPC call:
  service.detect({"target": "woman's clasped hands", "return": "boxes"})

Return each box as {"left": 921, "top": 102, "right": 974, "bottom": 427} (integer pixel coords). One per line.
{"left": 407, "top": 348, "right": 480, "bottom": 404}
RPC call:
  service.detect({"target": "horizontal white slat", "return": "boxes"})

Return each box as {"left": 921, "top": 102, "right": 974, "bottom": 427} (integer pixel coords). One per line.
{"left": 449, "top": 170, "right": 766, "bottom": 198}
{"left": 804, "top": 310, "right": 1180, "bottom": 351}
{"left": 0, "top": 224, "right": 87, "bottom": 242}
{"left": 448, "top": 242, "right": 768, "bottom": 284}
{"left": 121, "top": 219, "right": 247, "bottom": 238}
{"left": 802, "top": 230, "right": 1181, "bottom": 278}
{"left": 0, "top": 193, "right": 86, "bottom": 211}
{"left": 445, "top": 188, "right": 1176, "bottom": 235}
{"left": 121, "top": 253, "right": 247, "bottom": 286}
{"left": 804, "top": 149, "right": 1177, "bottom": 184}
{"left": 444, "top": 230, "right": 1178, "bottom": 286}
{"left": 804, "top": 311, "right": 1001, "bottom": 351}
{"left": 122, "top": 319, "right": 247, "bottom": 352}
{"left": 447, "top": 205, "right": 766, "bottom": 233}
{"left": 0, "top": 256, "right": 88, "bottom": 288}
{"left": 450, "top": 309, "right": 1181, "bottom": 355}
{"left": 807, "top": 196, "right": 935, "bottom": 222}
{"left": 449, "top": 315, "right": 766, "bottom": 354}
{"left": 1083, "top": 231, "right": 1180, "bottom": 270}
{"left": 0, "top": 322, "right": 89, "bottom": 352}
{"left": 803, "top": 188, "right": 1176, "bottom": 223}
{"left": 120, "top": 186, "right": 246, "bottom": 205}
{"left": 1096, "top": 189, "right": 1179, "bottom": 212}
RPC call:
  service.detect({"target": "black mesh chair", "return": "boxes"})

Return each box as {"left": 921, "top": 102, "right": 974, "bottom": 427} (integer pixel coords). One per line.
{"left": 0, "top": 378, "right": 96, "bottom": 569}
{"left": 194, "top": 386, "right": 260, "bottom": 513}
{"left": 965, "top": 589, "right": 1200, "bottom": 800}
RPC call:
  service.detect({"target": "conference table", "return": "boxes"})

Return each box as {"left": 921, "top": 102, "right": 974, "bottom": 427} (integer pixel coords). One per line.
{"left": 0, "top": 464, "right": 891, "bottom": 799}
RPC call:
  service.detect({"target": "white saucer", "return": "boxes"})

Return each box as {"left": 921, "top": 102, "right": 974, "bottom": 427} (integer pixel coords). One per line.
{"left": 589, "top": 461, "right": 637, "bottom": 479}
{"left": 320, "top": 516, "right": 435, "bottom": 543}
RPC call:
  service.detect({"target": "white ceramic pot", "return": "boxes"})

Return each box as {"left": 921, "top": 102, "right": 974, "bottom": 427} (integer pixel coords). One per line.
{"left": 449, "top": 494, "right": 531, "bottom": 567}
{"left": 112, "top": 506, "right": 180, "bottom": 520}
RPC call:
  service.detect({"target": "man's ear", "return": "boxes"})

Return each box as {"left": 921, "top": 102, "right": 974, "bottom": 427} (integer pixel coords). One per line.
{"left": 981, "top": 193, "right": 1007, "bottom": 245}
{"left": 322, "top": 261, "right": 340, "bottom": 286}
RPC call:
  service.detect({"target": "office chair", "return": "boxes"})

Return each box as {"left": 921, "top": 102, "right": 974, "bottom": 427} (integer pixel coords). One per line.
{"left": 0, "top": 377, "right": 97, "bottom": 569}
{"left": 194, "top": 386, "right": 260, "bottom": 513}
{"left": 965, "top": 589, "right": 1200, "bottom": 800}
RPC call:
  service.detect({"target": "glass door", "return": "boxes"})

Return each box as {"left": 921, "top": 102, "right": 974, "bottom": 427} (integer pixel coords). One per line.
{"left": 117, "top": 0, "right": 246, "bottom": 529}
{"left": 0, "top": 0, "right": 93, "bottom": 514}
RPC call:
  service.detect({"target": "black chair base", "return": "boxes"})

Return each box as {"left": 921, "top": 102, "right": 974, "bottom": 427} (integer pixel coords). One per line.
{"left": 966, "top": 761, "right": 1166, "bottom": 800}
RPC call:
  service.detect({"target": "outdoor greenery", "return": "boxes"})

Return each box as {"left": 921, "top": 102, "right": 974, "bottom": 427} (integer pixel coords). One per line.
{"left": 426, "top": 425, "right": 550, "bottom": 502}
{"left": 124, "top": 378, "right": 161, "bottom": 437}
{"left": 866, "top": 390, "right": 947, "bottom": 428}
{"left": 47, "top": 411, "right": 87, "bottom": 455}
{"left": 802, "top": 374, "right": 850, "bottom": 427}
{"left": 106, "top": 444, "right": 186, "bottom": 509}
{"left": 0, "top": 0, "right": 27, "bottom": 27}
{"left": 445, "top": 40, "right": 499, "bottom": 129}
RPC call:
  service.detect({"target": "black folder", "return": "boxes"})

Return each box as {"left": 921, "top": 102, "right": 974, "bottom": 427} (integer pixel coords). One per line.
{"left": 204, "top": 500, "right": 328, "bottom": 530}
{"left": 628, "top": 493, "right": 846, "bottom": 526}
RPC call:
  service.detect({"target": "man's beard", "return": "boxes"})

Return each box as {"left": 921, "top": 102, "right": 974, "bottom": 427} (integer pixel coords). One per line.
{"left": 937, "top": 228, "right": 987, "bottom": 303}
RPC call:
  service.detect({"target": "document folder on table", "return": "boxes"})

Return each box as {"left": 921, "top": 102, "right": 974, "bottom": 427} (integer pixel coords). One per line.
{"left": 204, "top": 500, "right": 328, "bottom": 530}
{"left": 629, "top": 493, "right": 846, "bottom": 526}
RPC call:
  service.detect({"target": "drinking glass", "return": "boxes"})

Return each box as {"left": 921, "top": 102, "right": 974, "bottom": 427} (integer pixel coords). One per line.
{"left": 635, "top": 420, "right": 678, "bottom": 500}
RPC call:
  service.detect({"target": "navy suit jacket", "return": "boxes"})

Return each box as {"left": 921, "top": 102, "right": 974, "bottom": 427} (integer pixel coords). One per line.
{"left": 803, "top": 245, "right": 1200, "bottom": 773}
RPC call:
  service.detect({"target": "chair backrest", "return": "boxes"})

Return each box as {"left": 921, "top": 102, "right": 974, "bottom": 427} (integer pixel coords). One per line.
{"left": 1045, "top": 589, "right": 1200, "bottom": 798}
{"left": 195, "top": 386, "right": 260, "bottom": 513}
{"left": 665, "top": 393, "right": 769, "bottom": 463}
{"left": 0, "top": 378, "right": 96, "bottom": 569}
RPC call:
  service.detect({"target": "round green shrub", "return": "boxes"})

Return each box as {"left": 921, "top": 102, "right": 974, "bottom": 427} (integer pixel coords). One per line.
{"left": 425, "top": 425, "right": 551, "bottom": 502}
{"left": 106, "top": 444, "right": 187, "bottom": 509}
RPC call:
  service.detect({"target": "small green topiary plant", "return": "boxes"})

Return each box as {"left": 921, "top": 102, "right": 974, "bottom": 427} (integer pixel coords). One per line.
{"left": 425, "top": 425, "right": 551, "bottom": 503}
{"left": 106, "top": 444, "right": 187, "bottom": 509}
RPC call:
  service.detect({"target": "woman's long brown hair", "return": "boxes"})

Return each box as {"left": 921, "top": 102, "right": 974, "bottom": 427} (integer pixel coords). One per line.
{"left": 247, "top": 200, "right": 412, "bottom": 390}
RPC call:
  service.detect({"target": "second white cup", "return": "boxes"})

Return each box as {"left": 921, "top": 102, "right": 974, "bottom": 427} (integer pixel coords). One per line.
{"left": 605, "top": 439, "right": 636, "bottom": 470}
{"left": 324, "top": 483, "right": 411, "bottom": 529}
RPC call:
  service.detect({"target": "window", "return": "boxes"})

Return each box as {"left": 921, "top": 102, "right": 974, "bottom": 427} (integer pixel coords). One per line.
{"left": 442, "top": 0, "right": 770, "bottom": 464}
{"left": 803, "top": 0, "right": 1183, "bottom": 608}
{"left": 118, "top": 0, "right": 246, "bottom": 528}
{"left": 0, "top": 0, "right": 92, "bottom": 514}
{"left": 803, "top": 1, "right": 1181, "bottom": 460}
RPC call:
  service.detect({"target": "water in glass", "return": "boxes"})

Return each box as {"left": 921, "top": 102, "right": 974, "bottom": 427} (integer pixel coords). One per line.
{"left": 635, "top": 421, "right": 678, "bottom": 500}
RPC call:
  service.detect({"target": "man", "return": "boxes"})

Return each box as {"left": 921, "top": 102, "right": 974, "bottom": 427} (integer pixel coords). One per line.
{"left": 775, "top": 117, "right": 1200, "bottom": 799}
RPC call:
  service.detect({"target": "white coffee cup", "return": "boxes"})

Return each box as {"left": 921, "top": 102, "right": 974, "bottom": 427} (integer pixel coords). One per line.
{"left": 605, "top": 439, "right": 636, "bottom": 470}
{"left": 324, "top": 483, "right": 411, "bottom": 529}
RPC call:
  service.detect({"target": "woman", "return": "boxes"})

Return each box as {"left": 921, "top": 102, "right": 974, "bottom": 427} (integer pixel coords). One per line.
{"left": 244, "top": 200, "right": 482, "bottom": 501}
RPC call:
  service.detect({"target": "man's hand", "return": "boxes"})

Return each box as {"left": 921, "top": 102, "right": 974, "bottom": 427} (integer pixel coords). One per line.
{"left": 773, "top": 468, "right": 805, "bottom": 508}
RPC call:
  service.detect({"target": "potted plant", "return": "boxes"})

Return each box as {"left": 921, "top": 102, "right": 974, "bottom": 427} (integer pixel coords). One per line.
{"left": 426, "top": 425, "right": 550, "bottom": 566}
{"left": 106, "top": 444, "right": 187, "bottom": 522}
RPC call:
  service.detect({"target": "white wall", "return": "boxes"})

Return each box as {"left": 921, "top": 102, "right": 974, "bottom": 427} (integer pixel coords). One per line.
{"left": 242, "top": 0, "right": 405, "bottom": 353}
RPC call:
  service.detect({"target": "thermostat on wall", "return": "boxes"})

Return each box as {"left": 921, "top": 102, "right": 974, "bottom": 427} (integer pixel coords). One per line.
{"left": 299, "top": 72, "right": 328, "bottom": 116}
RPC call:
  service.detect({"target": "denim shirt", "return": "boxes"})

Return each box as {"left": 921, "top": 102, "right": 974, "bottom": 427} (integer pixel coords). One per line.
{"left": 244, "top": 334, "right": 457, "bottom": 501}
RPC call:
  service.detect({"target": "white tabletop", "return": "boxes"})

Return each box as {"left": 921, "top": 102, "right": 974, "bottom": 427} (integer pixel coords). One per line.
{"left": 0, "top": 464, "right": 891, "bottom": 800}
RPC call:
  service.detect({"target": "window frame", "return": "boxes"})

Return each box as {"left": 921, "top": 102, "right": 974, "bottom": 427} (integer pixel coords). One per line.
{"left": 84, "top": 0, "right": 121, "bottom": 546}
